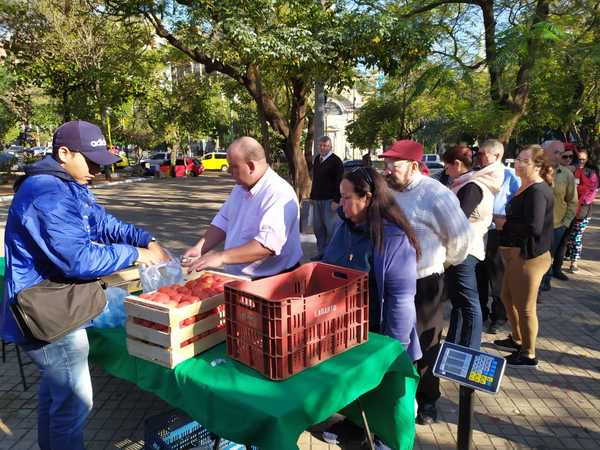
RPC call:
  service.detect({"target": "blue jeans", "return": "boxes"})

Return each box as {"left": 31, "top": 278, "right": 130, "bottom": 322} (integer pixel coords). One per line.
{"left": 312, "top": 199, "right": 340, "bottom": 255}
{"left": 446, "top": 255, "right": 483, "bottom": 350}
{"left": 22, "top": 329, "right": 93, "bottom": 450}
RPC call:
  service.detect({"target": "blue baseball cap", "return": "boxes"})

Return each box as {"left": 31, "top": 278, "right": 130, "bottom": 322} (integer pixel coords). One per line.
{"left": 52, "top": 120, "right": 120, "bottom": 166}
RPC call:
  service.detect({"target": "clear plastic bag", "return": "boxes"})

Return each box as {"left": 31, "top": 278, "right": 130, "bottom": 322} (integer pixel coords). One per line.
{"left": 139, "top": 254, "right": 184, "bottom": 293}
{"left": 92, "top": 287, "right": 128, "bottom": 328}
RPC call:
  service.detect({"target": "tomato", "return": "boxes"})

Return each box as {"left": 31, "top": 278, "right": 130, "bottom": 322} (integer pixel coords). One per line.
{"left": 170, "top": 293, "right": 183, "bottom": 302}
{"left": 150, "top": 293, "right": 169, "bottom": 304}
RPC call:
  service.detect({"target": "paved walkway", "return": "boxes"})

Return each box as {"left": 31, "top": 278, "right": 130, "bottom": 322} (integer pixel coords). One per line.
{"left": 1, "top": 175, "right": 599, "bottom": 449}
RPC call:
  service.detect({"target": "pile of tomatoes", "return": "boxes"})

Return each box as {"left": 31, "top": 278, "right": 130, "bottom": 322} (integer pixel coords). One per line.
{"left": 132, "top": 273, "right": 234, "bottom": 336}
{"left": 137, "top": 273, "right": 232, "bottom": 308}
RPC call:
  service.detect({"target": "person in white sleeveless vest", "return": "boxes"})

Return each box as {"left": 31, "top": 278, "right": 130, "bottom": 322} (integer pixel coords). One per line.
{"left": 442, "top": 145, "right": 504, "bottom": 350}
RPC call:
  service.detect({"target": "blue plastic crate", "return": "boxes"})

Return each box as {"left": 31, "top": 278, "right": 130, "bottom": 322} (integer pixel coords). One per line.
{"left": 144, "top": 410, "right": 258, "bottom": 450}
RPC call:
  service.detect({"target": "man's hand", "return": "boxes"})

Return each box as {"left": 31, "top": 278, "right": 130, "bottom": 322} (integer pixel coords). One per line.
{"left": 136, "top": 243, "right": 170, "bottom": 266}
{"left": 185, "top": 250, "right": 224, "bottom": 274}
{"left": 148, "top": 241, "right": 170, "bottom": 261}
{"left": 330, "top": 201, "right": 339, "bottom": 212}
{"left": 493, "top": 216, "right": 506, "bottom": 231}
{"left": 181, "top": 241, "right": 204, "bottom": 268}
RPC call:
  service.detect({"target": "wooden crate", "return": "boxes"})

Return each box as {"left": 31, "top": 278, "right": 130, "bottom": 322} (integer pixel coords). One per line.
{"left": 101, "top": 265, "right": 141, "bottom": 293}
{"left": 127, "top": 329, "right": 226, "bottom": 368}
{"left": 124, "top": 270, "right": 246, "bottom": 368}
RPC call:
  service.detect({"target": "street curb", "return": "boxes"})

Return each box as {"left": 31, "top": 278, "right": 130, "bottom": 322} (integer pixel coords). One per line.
{"left": 0, "top": 177, "right": 150, "bottom": 204}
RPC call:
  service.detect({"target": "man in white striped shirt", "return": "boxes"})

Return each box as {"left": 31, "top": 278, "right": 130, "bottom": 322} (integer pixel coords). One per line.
{"left": 382, "top": 140, "right": 472, "bottom": 425}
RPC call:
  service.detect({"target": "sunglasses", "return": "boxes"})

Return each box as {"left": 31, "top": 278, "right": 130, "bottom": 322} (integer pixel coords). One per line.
{"left": 352, "top": 167, "right": 375, "bottom": 191}
{"left": 561, "top": 154, "right": 573, "bottom": 159}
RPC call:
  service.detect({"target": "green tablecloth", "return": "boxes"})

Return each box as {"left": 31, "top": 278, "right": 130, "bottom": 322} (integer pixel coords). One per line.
{"left": 88, "top": 328, "right": 418, "bottom": 450}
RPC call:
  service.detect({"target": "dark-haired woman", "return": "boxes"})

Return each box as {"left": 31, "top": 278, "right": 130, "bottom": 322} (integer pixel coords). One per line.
{"left": 323, "top": 167, "right": 422, "bottom": 361}
{"left": 494, "top": 145, "right": 554, "bottom": 368}
{"left": 442, "top": 146, "right": 503, "bottom": 350}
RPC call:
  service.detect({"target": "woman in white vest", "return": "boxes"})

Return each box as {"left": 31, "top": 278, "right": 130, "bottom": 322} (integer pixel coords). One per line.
{"left": 442, "top": 145, "right": 504, "bottom": 349}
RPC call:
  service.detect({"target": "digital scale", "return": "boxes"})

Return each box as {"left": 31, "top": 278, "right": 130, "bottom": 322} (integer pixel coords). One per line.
{"left": 433, "top": 342, "right": 508, "bottom": 450}
{"left": 433, "top": 341, "right": 506, "bottom": 394}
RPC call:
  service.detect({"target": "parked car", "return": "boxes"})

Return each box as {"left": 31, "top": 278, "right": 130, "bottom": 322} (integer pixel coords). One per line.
{"left": 6, "top": 145, "right": 25, "bottom": 156}
{"left": 0, "top": 152, "right": 17, "bottom": 171}
{"left": 342, "top": 159, "right": 363, "bottom": 172}
{"left": 159, "top": 158, "right": 204, "bottom": 177}
{"left": 201, "top": 152, "right": 228, "bottom": 172}
{"left": 140, "top": 152, "right": 171, "bottom": 175}
{"left": 425, "top": 161, "right": 445, "bottom": 177}
{"left": 26, "top": 146, "right": 50, "bottom": 157}
{"left": 422, "top": 154, "right": 441, "bottom": 163}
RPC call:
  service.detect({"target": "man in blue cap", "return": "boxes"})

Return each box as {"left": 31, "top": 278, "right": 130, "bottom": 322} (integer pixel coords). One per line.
{"left": 1, "top": 120, "right": 169, "bottom": 450}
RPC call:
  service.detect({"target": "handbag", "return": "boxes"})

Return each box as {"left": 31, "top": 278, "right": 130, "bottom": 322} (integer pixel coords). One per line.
{"left": 11, "top": 279, "right": 107, "bottom": 343}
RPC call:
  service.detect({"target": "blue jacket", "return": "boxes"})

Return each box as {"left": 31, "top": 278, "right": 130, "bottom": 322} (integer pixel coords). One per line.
{"left": 323, "top": 218, "right": 422, "bottom": 361}
{"left": 1, "top": 156, "right": 152, "bottom": 344}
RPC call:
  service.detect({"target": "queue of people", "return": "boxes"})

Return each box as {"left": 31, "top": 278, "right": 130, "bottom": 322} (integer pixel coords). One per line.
{"left": 1, "top": 119, "right": 596, "bottom": 450}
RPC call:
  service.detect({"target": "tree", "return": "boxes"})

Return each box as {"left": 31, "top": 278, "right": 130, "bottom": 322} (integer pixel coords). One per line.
{"left": 1, "top": 0, "right": 154, "bottom": 135}
{"left": 366, "top": 0, "right": 558, "bottom": 142}
{"left": 347, "top": 64, "right": 454, "bottom": 149}
{"left": 104, "top": 1, "right": 424, "bottom": 197}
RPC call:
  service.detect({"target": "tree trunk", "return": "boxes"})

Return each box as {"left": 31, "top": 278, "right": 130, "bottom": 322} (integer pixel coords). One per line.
{"left": 62, "top": 90, "right": 71, "bottom": 122}
{"left": 498, "top": 111, "right": 525, "bottom": 144}
{"left": 304, "top": 111, "right": 315, "bottom": 172}
{"left": 285, "top": 84, "right": 311, "bottom": 199}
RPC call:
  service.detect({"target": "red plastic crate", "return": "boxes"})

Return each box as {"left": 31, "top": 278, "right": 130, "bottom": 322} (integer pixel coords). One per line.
{"left": 224, "top": 262, "right": 369, "bottom": 380}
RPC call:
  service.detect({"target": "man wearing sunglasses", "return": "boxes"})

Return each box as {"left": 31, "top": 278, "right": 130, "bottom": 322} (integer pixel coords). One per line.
{"left": 1, "top": 120, "right": 169, "bottom": 450}
{"left": 540, "top": 140, "right": 578, "bottom": 291}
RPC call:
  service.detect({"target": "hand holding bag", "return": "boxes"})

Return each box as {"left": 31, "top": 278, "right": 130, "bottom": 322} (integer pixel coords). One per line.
{"left": 11, "top": 279, "right": 107, "bottom": 343}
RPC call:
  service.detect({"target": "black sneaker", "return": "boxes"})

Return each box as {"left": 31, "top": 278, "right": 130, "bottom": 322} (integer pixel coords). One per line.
{"left": 493, "top": 335, "right": 521, "bottom": 352}
{"left": 506, "top": 351, "right": 538, "bottom": 368}
{"left": 553, "top": 270, "right": 569, "bottom": 281}
{"left": 539, "top": 279, "right": 551, "bottom": 291}
{"left": 487, "top": 321, "right": 504, "bottom": 335}
{"left": 416, "top": 403, "right": 437, "bottom": 425}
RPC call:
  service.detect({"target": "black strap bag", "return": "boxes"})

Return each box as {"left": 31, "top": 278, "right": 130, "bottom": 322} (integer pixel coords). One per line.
{"left": 11, "top": 279, "right": 107, "bottom": 343}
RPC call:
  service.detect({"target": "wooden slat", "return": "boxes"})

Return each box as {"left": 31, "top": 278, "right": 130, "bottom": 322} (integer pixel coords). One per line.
{"left": 125, "top": 311, "right": 224, "bottom": 348}
{"left": 126, "top": 329, "right": 226, "bottom": 368}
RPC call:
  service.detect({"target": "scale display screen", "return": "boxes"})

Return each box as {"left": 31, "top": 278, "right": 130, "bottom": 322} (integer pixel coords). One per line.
{"left": 433, "top": 341, "right": 506, "bottom": 394}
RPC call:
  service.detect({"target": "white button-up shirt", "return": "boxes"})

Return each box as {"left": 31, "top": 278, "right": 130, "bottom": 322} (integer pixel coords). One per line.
{"left": 211, "top": 167, "right": 303, "bottom": 278}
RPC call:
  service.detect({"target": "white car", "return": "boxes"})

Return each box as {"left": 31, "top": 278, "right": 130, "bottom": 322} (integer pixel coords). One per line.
{"left": 140, "top": 152, "right": 171, "bottom": 174}
{"left": 422, "top": 154, "right": 441, "bottom": 163}
{"left": 27, "top": 146, "right": 50, "bottom": 156}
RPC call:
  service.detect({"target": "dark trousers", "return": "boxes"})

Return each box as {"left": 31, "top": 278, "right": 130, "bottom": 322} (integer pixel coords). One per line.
{"left": 446, "top": 255, "right": 483, "bottom": 350}
{"left": 543, "top": 226, "right": 567, "bottom": 284}
{"left": 476, "top": 230, "right": 507, "bottom": 324}
{"left": 415, "top": 273, "right": 445, "bottom": 407}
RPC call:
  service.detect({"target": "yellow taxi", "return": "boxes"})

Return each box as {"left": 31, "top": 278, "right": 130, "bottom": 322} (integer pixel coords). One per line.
{"left": 200, "top": 152, "right": 228, "bottom": 172}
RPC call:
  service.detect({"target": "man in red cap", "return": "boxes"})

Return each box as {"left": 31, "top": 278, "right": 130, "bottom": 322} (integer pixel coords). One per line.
{"left": 381, "top": 139, "right": 472, "bottom": 425}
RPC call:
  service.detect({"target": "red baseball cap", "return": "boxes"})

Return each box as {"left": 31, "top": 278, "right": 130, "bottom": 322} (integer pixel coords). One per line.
{"left": 380, "top": 140, "right": 424, "bottom": 161}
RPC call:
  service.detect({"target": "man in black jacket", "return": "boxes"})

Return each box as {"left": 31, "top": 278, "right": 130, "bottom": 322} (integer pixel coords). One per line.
{"left": 310, "top": 136, "right": 344, "bottom": 259}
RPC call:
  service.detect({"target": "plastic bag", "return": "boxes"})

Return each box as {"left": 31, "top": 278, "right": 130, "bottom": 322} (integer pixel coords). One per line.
{"left": 92, "top": 287, "right": 128, "bottom": 328}
{"left": 139, "top": 254, "right": 184, "bottom": 293}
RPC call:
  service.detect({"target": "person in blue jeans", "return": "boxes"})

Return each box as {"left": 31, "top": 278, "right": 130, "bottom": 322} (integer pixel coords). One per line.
{"left": 310, "top": 136, "right": 344, "bottom": 260}
{"left": 0, "top": 120, "right": 169, "bottom": 450}
{"left": 443, "top": 145, "right": 503, "bottom": 349}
